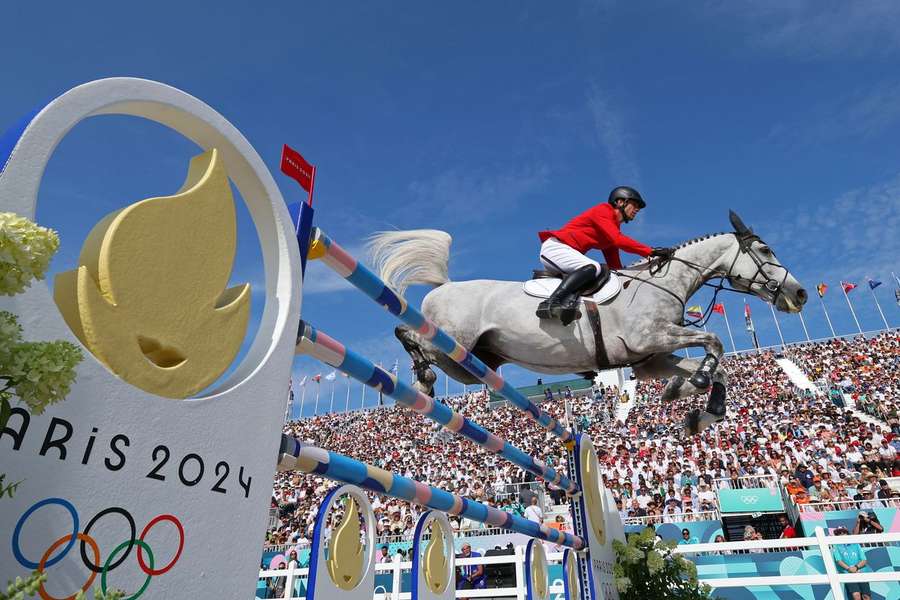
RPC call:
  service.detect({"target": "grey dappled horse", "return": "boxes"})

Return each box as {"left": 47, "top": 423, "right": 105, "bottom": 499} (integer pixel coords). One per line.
{"left": 368, "top": 212, "right": 807, "bottom": 435}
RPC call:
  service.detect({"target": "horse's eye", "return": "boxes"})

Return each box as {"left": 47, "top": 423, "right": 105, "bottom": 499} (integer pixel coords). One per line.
{"left": 759, "top": 246, "right": 772, "bottom": 256}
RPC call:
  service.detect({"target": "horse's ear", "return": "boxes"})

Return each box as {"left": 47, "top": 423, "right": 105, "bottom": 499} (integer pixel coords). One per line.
{"left": 729, "top": 210, "right": 752, "bottom": 236}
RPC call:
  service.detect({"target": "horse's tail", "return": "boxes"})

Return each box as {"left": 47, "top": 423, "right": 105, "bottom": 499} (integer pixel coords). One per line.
{"left": 366, "top": 229, "right": 452, "bottom": 294}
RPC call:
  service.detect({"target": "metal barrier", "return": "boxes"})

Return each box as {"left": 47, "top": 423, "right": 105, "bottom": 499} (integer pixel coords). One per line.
{"left": 623, "top": 510, "right": 720, "bottom": 526}
{"left": 798, "top": 497, "right": 900, "bottom": 513}
{"left": 711, "top": 474, "right": 778, "bottom": 491}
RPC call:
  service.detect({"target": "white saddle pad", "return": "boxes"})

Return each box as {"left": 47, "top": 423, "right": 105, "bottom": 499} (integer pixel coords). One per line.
{"left": 523, "top": 273, "right": 621, "bottom": 304}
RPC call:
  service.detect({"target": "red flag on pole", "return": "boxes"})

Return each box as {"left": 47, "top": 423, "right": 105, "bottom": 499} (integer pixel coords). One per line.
{"left": 280, "top": 144, "right": 317, "bottom": 205}
{"left": 712, "top": 303, "right": 725, "bottom": 315}
{"left": 841, "top": 281, "right": 857, "bottom": 294}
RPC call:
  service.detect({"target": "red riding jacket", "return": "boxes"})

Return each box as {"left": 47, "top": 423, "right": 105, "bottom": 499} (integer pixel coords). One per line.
{"left": 538, "top": 203, "right": 652, "bottom": 270}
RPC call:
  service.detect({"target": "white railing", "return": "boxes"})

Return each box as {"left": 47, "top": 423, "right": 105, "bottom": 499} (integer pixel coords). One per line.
{"left": 673, "top": 529, "right": 900, "bottom": 600}
{"left": 798, "top": 496, "right": 900, "bottom": 513}
{"left": 623, "top": 509, "right": 719, "bottom": 526}
{"left": 256, "top": 546, "right": 564, "bottom": 600}
{"left": 711, "top": 474, "right": 778, "bottom": 491}
{"left": 257, "top": 530, "right": 900, "bottom": 600}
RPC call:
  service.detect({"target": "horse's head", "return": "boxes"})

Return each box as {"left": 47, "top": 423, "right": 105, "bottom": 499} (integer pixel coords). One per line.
{"left": 724, "top": 211, "right": 808, "bottom": 313}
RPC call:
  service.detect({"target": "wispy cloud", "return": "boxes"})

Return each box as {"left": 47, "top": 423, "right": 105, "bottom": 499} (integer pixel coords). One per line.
{"left": 763, "top": 173, "right": 900, "bottom": 284}
{"left": 766, "top": 81, "right": 900, "bottom": 146}
{"left": 586, "top": 84, "right": 641, "bottom": 185}
{"left": 703, "top": 1, "right": 900, "bottom": 60}
{"left": 405, "top": 164, "right": 550, "bottom": 225}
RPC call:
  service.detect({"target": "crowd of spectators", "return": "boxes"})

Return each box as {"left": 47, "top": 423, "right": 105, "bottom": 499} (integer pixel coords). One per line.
{"left": 790, "top": 332, "right": 899, "bottom": 432}
{"left": 267, "top": 330, "right": 899, "bottom": 549}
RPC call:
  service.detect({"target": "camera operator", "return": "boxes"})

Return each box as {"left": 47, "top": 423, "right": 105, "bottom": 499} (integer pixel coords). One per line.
{"left": 852, "top": 511, "right": 883, "bottom": 536}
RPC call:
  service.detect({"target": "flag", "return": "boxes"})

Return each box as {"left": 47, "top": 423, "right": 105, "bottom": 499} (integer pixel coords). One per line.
{"left": 297, "top": 375, "right": 308, "bottom": 387}
{"left": 686, "top": 305, "right": 703, "bottom": 319}
{"left": 841, "top": 281, "right": 857, "bottom": 294}
{"left": 280, "top": 144, "right": 316, "bottom": 192}
{"left": 895, "top": 288, "right": 900, "bottom": 307}
{"left": 744, "top": 302, "right": 755, "bottom": 332}
{"left": 868, "top": 279, "right": 882, "bottom": 290}
{"left": 816, "top": 283, "right": 828, "bottom": 298}
{"left": 312, "top": 373, "right": 322, "bottom": 383}
{"left": 390, "top": 360, "right": 399, "bottom": 375}
{"left": 325, "top": 371, "right": 337, "bottom": 381}
{"left": 712, "top": 303, "right": 725, "bottom": 315}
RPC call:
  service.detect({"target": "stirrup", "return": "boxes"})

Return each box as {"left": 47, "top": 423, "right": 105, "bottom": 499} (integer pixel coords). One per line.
{"left": 554, "top": 304, "right": 581, "bottom": 325}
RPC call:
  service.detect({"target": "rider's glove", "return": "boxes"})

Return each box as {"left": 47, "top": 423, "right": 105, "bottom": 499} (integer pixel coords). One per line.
{"left": 650, "top": 247, "right": 675, "bottom": 258}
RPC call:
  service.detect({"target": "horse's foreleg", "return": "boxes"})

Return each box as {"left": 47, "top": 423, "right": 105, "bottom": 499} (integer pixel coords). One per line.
{"left": 633, "top": 352, "right": 729, "bottom": 436}
{"left": 647, "top": 324, "right": 724, "bottom": 390}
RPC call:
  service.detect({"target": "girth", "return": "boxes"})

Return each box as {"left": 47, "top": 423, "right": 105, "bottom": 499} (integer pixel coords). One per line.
{"left": 583, "top": 300, "right": 610, "bottom": 370}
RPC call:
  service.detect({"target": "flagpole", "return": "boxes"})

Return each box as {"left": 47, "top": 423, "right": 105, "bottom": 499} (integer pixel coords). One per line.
{"left": 721, "top": 306, "right": 737, "bottom": 353}
{"left": 892, "top": 272, "right": 900, "bottom": 287}
{"left": 818, "top": 295, "right": 836, "bottom": 338}
{"left": 868, "top": 284, "right": 890, "bottom": 330}
{"left": 444, "top": 372, "right": 449, "bottom": 399}
{"left": 769, "top": 303, "right": 786, "bottom": 349}
{"left": 361, "top": 380, "right": 365, "bottom": 407}
{"left": 797, "top": 311, "right": 811, "bottom": 342}
{"left": 300, "top": 386, "right": 306, "bottom": 418}
{"left": 345, "top": 377, "right": 351, "bottom": 412}
{"left": 314, "top": 384, "right": 320, "bottom": 415}
{"left": 330, "top": 381, "right": 335, "bottom": 413}
{"left": 841, "top": 283, "right": 863, "bottom": 334}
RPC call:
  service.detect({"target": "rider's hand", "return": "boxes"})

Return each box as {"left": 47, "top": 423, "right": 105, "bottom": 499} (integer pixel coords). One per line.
{"left": 650, "top": 247, "right": 675, "bottom": 258}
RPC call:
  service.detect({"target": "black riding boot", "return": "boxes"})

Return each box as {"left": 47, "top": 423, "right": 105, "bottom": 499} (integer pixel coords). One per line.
{"left": 535, "top": 264, "right": 598, "bottom": 325}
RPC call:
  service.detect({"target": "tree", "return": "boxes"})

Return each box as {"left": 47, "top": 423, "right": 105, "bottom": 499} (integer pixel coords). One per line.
{"left": 0, "top": 212, "right": 82, "bottom": 431}
{"left": 0, "top": 213, "right": 83, "bottom": 600}
{"left": 613, "top": 527, "right": 717, "bottom": 600}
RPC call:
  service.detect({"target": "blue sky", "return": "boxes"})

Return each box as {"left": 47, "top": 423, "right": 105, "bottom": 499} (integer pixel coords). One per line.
{"left": 2, "top": 2, "right": 898, "bottom": 417}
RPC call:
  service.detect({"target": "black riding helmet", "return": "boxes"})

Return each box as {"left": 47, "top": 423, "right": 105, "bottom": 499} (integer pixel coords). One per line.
{"left": 608, "top": 186, "right": 646, "bottom": 209}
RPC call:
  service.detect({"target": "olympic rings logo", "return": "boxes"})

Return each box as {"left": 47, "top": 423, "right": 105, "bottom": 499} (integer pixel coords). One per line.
{"left": 11, "top": 497, "right": 184, "bottom": 600}
{"left": 740, "top": 496, "right": 759, "bottom": 504}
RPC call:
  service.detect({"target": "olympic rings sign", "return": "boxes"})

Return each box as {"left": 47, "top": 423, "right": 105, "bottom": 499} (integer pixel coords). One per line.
{"left": 11, "top": 497, "right": 184, "bottom": 600}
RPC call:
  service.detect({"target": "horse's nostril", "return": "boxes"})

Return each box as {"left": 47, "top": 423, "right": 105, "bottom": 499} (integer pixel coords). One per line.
{"left": 797, "top": 288, "right": 808, "bottom": 303}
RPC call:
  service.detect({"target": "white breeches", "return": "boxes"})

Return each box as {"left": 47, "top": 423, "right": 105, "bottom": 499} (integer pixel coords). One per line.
{"left": 539, "top": 238, "right": 601, "bottom": 274}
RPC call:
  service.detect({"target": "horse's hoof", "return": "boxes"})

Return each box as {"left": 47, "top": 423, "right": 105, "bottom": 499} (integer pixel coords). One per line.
{"left": 688, "top": 372, "right": 711, "bottom": 389}
{"left": 684, "top": 409, "right": 724, "bottom": 437}
{"left": 684, "top": 409, "right": 701, "bottom": 436}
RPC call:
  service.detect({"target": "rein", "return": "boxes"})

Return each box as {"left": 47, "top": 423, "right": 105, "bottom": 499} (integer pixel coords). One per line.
{"left": 616, "top": 232, "right": 789, "bottom": 328}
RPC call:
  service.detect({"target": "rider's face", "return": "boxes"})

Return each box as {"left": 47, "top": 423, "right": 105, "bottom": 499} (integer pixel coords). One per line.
{"left": 620, "top": 200, "right": 641, "bottom": 221}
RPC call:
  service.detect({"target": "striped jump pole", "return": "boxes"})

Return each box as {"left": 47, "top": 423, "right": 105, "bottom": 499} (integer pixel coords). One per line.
{"left": 307, "top": 227, "right": 576, "bottom": 444}
{"left": 278, "top": 436, "right": 586, "bottom": 550}
{"left": 296, "top": 320, "right": 578, "bottom": 493}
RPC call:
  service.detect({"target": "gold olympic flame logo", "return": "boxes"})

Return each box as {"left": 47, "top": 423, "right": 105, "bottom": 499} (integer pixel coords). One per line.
{"left": 54, "top": 149, "right": 250, "bottom": 398}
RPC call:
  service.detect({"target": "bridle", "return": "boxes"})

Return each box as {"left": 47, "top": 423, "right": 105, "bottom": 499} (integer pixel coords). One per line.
{"left": 617, "top": 231, "right": 790, "bottom": 328}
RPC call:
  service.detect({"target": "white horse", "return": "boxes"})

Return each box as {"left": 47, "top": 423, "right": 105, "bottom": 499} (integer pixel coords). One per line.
{"left": 368, "top": 212, "right": 807, "bottom": 435}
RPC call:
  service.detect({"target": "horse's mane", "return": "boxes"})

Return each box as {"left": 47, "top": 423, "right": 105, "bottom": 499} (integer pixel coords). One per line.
{"left": 621, "top": 232, "right": 732, "bottom": 271}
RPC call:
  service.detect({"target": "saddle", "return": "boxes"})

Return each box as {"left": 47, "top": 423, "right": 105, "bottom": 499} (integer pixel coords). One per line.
{"left": 523, "top": 265, "right": 619, "bottom": 371}
{"left": 523, "top": 265, "right": 621, "bottom": 304}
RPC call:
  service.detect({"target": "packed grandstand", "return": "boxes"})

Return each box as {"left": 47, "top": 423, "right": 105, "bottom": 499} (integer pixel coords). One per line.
{"left": 266, "top": 329, "right": 899, "bottom": 558}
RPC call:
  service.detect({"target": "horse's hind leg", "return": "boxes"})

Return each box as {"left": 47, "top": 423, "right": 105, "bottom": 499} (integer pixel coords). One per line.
{"left": 395, "top": 326, "right": 483, "bottom": 396}
{"left": 396, "top": 326, "right": 438, "bottom": 395}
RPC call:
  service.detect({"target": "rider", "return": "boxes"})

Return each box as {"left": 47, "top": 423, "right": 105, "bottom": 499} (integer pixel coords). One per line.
{"left": 536, "top": 186, "right": 675, "bottom": 324}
